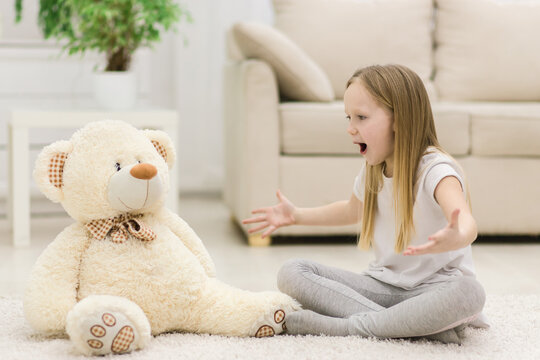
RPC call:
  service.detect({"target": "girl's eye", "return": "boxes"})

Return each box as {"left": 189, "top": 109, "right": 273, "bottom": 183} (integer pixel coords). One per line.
{"left": 137, "top": 160, "right": 141, "bottom": 164}
{"left": 115, "top": 163, "right": 121, "bottom": 171}
{"left": 346, "top": 115, "right": 366, "bottom": 121}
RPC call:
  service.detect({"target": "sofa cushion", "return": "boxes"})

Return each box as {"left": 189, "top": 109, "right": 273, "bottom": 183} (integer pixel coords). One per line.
{"left": 280, "top": 102, "right": 355, "bottom": 155}
{"left": 232, "top": 22, "right": 334, "bottom": 102}
{"left": 435, "top": 0, "right": 540, "bottom": 101}
{"left": 279, "top": 156, "right": 362, "bottom": 235}
{"left": 435, "top": 102, "right": 540, "bottom": 156}
{"left": 429, "top": 108, "right": 470, "bottom": 156}
{"left": 280, "top": 102, "right": 470, "bottom": 156}
{"left": 273, "top": 0, "right": 434, "bottom": 100}
{"left": 461, "top": 157, "right": 540, "bottom": 234}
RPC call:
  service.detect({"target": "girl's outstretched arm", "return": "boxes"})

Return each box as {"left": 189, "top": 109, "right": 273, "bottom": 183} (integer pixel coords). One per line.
{"left": 242, "top": 190, "right": 363, "bottom": 238}
{"left": 404, "top": 176, "right": 478, "bottom": 256}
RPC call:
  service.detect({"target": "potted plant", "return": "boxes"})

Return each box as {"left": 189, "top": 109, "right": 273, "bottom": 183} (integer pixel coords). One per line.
{"left": 15, "top": 0, "right": 191, "bottom": 109}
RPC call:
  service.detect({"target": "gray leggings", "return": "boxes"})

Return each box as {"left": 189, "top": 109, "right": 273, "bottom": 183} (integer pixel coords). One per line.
{"left": 277, "top": 258, "right": 485, "bottom": 341}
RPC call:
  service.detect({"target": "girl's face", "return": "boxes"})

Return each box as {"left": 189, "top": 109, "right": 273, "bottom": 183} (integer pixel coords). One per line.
{"left": 344, "top": 80, "right": 395, "bottom": 176}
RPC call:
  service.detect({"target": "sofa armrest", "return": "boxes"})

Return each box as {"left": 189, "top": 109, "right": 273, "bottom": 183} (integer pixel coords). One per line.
{"left": 223, "top": 60, "right": 280, "bottom": 231}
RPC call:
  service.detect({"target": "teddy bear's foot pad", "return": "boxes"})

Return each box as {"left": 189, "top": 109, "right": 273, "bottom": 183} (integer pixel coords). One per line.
{"left": 66, "top": 295, "right": 151, "bottom": 356}
{"left": 255, "top": 325, "right": 275, "bottom": 337}
{"left": 254, "top": 309, "right": 286, "bottom": 337}
{"left": 84, "top": 312, "right": 136, "bottom": 354}
{"left": 111, "top": 325, "right": 136, "bottom": 353}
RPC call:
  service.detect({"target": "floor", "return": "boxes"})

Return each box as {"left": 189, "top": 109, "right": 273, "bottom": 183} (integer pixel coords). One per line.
{"left": 0, "top": 193, "right": 539, "bottom": 297}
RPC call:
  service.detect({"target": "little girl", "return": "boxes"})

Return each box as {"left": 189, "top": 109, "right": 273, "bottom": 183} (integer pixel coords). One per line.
{"left": 242, "top": 64, "right": 488, "bottom": 344}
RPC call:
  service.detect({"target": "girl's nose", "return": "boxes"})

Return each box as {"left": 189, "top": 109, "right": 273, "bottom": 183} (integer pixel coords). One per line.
{"left": 347, "top": 125, "right": 357, "bottom": 135}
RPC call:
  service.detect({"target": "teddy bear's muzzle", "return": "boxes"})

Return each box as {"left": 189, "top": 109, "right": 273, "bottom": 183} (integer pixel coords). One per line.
{"left": 108, "top": 163, "right": 163, "bottom": 212}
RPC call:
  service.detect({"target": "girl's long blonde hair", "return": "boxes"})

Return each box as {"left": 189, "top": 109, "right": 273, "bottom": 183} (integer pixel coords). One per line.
{"left": 348, "top": 64, "right": 448, "bottom": 253}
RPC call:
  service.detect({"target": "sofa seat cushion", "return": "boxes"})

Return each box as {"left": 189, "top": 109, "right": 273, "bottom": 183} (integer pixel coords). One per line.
{"left": 280, "top": 102, "right": 354, "bottom": 155}
{"left": 280, "top": 102, "right": 471, "bottom": 156}
{"left": 434, "top": 102, "right": 540, "bottom": 156}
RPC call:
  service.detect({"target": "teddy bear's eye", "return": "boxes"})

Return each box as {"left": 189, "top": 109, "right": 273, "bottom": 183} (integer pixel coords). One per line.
{"left": 115, "top": 162, "right": 121, "bottom": 171}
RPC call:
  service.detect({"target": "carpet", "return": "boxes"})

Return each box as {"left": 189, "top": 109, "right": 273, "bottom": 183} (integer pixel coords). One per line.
{"left": 1, "top": 295, "right": 538, "bottom": 360}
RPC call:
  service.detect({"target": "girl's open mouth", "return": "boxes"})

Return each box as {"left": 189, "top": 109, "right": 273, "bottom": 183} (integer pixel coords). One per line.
{"left": 359, "top": 143, "right": 367, "bottom": 154}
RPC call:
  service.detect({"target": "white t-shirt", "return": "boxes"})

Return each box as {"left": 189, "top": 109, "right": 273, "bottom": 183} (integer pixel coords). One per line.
{"left": 353, "top": 148, "right": 477, "bottom": 290}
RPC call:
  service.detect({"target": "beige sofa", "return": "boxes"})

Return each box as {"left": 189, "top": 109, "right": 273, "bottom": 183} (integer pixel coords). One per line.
{"left": 223, "top": 0, "right": 540, "bottom": 246}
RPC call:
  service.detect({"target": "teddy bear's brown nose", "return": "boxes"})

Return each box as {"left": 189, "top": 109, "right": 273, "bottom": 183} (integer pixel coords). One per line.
{"left": 130, "top": 163, "right": 157, "bottom": 180}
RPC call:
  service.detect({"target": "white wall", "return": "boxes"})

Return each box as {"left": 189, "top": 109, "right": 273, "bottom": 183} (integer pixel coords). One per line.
{"left": 173, "top": 0, "right": 273, "bottom": 191}
{"left": 0, "top": 0, "right": 273, "bottom": 199}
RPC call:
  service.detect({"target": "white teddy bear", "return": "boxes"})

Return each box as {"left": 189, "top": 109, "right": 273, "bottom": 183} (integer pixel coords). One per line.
{"left": 25, "top": 120, "right": 299, "bottom": 356}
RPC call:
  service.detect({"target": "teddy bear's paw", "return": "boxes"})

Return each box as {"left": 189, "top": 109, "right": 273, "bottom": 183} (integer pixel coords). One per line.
{"left": 253, "top": 309, "right": 287, "bottom": 338}
{"left": 83, "top": 312, "right": 138, "bottom": 355}
{"left": 66, "top": 295, "right": 151, "bottom": 356}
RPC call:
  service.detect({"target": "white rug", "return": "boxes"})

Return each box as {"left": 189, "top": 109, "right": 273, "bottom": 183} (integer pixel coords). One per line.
{"left": 1, "top": 295, "right": 538, "bottom": 360}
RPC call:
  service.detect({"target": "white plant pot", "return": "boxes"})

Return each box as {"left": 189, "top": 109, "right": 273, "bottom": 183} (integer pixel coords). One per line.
{"left": 92, "top": 71, "right": 137, "bottom": 110}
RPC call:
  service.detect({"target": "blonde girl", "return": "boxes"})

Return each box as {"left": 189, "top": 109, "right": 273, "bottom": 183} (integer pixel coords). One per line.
{"left": 242, "top": 64, "right": 488, "bottom": 343}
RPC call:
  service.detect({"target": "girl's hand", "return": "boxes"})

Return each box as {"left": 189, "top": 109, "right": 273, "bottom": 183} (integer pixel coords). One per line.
{"left": 242, "top": 190, "right": 296, "bottom": 238}
{"left": 403, "top": 209, "right": 465, "bottom": 256}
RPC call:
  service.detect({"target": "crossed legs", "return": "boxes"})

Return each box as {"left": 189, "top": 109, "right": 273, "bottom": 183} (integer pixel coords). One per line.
{"left": 277, "top": 259, "right": 485, "bottom": 342}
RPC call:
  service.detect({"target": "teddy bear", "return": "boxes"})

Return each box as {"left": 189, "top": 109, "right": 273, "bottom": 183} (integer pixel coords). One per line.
{"left": 24, "top": 120, "right": 299, "bottom": 356}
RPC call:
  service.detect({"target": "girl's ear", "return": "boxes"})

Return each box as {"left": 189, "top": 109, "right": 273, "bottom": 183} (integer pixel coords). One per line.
{"left": 143, "top": 130, "right": 176, "bottom": 169}
{"left": 33, "top": 140, "right": 73, "bottom": 203}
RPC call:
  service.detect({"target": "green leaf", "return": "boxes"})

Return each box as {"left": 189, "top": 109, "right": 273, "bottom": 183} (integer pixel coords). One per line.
{"left": 14, "top": 0, "right": 190, "bottom": 70}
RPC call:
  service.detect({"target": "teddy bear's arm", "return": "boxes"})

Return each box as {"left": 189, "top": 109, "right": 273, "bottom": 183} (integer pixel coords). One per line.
{"left": 159, "top": 208, "right": 217, "bottom": 277}
{"left": 23, "top": 223, "right": 90, "bottom": 335}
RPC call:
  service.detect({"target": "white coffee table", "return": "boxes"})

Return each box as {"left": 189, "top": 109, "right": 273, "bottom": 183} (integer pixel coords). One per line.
{"left": 7, "top": 109, "right": 179, "bottom": 247}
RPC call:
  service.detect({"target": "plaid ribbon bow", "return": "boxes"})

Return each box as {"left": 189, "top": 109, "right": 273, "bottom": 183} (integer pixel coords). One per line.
{"left": 85, "top": 214, "right": 156, "bottom": 244}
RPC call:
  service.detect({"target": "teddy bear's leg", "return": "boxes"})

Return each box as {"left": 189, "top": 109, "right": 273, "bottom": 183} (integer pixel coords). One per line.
{"left": 193, "top": 278, "right": 301, "bottom": 337}
{"left": 66, "top": 295, "right": 151, "bottom": 356}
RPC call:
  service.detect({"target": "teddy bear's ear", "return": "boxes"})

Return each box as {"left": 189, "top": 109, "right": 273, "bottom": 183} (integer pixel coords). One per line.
{"left": 33, "top": 140, "right": 73, "bottom": 203}
{"left": 144, "top": 130, "right": 176, "bottom": 169}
